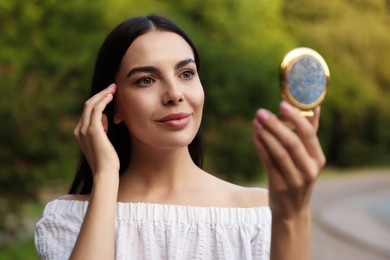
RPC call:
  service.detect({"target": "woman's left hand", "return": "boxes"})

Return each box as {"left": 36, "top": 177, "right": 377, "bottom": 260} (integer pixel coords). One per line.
{"left": 252, "top": 101, "right": 326, "bottom": 218}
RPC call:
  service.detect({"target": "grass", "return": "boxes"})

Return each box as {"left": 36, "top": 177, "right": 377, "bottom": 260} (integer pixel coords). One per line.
{"left": 0, "top": 202, "right": 45, "bottom": 260}
{"left": 23, "top": 203, "right": 45, "bottom": 218}
{"left": 0, "top": 237, "right": 37, "bottom": 260}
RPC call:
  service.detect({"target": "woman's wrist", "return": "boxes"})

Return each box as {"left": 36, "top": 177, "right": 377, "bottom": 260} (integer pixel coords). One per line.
{"left": 271, "top": 206, "right": 311, "bottom": 222}
{"left": 272, "top": 209, "right": 311, "bottom": 228}
{"left": 92, "top": 172, "right": 119, "bottom": 197}
{"left": 271, "top": 208, "right": 311, "bottom": 260}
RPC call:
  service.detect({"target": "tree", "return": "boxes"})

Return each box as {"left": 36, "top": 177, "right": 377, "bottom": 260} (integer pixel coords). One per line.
{"left": 0, "top": 0, "right": 105, "bottom": 241}
{"left": 283, "top": 0, "right": 390, "bottom": 166}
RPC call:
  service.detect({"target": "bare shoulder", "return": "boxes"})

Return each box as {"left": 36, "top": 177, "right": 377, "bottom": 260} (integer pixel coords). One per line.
{"left": 56, "top": 194, "right": 90, "bottom": 201}
{"left": 228, "top": 183, "right": 269, "bottom": 208}
{"left": 199, "top": 171, "right": 269, "bottom": 208}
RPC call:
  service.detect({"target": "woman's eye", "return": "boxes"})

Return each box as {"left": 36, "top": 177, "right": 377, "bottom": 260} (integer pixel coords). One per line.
{"left": 135, "top": 76, "right": 155, "bottom": 87}
{"left": 179, "top": 70, "right": 195, "bottom": 80}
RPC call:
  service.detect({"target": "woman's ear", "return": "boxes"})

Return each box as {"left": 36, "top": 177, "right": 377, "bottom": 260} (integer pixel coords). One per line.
{"left": 113, "top": 108, "right": 123, "bottom": 124}
{"left": 102, "top": 113, "right": 109, "bottom": 133}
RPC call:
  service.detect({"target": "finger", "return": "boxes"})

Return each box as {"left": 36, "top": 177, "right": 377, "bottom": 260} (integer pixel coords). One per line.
{"left": 253, "top": 118, "right": 304, "bottom": 189}
{"left": 89, "top": 93, "right": 114, "bottom": 136}
{"left": 253, "top": 135, "right": 287, "bottom": 191}
{"left": 313, "top": 106, "right": 321, "bottom": 131}
{"left": 279, "top": 102, "right": 325, "bottom": 167}
{"left": 252, "top": 120, "right": 287, "bottom": 190}
{"left": 255, "top": 108, "right": 318, "bottom": 181}
{"left": 82, "top": 93, "right": 115, "bottom": 173}
{"left": 73, "top": 84, "right": 116, "bottom": 164}
{"left": 307, "top": 106, "right": 321, "bottom": 132}
{"left": 80, "top": 84, "right": 116, "bottom": 136}
{"left": 90, "top": 83, "right": 117, "bottom": 104}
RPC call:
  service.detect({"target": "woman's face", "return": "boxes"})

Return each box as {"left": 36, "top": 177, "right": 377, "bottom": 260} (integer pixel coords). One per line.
{"left": 114, "top": 31, "right": 204, "bottom": 150}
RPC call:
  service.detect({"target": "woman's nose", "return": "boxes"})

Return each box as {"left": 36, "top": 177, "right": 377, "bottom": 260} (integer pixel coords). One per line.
{"left": 162, "top": 81, "right": 184, "bottom": 105}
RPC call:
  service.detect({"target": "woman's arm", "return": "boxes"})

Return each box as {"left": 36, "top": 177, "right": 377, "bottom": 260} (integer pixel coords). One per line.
{"left": 252, "top": 101, "right": 326, "bottom": 260}
{"left": 70, "top": 84, "right": 119, "bottom": 260}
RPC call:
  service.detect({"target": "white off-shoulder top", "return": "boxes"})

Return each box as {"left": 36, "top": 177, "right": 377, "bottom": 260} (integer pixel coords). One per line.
{"left": 35, "top": 199, "right": 271, "bottom": 260}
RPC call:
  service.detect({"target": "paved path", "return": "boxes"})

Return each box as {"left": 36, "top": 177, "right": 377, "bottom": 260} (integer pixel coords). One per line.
{"left": 311, "top": 169, "right": 390, "bottom": 260}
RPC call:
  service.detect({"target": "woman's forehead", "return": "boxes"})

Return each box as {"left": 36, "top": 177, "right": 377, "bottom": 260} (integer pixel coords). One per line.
{"left": 123, "top": 31, "right": 194, "bottom": 67}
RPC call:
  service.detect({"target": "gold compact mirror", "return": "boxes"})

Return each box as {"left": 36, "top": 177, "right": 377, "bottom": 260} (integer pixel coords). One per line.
{"left": 280, "top": 47, "right": 330, "bottom": 117}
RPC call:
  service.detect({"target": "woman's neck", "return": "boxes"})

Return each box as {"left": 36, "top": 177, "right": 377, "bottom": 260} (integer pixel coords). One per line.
{"left": 117, "top": 145, "right": 201, "bottom": 202}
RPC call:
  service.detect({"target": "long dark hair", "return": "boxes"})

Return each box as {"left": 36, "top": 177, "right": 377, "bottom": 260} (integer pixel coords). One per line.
{"left": 69, "top": 14, "right": 203, "bottom": 194}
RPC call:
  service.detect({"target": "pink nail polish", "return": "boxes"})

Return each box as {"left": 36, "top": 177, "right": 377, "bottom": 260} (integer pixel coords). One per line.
{"left": 257, "top": 109, "right": 269, "bottom": 120}
{"left": 280, "top": 101, "right": 292, "bottom": 112}
{"left": 252, "top": 119, "right": 263, "bottom": 130}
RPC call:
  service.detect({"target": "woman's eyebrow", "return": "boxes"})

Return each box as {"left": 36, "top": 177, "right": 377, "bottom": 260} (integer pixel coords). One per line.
{"left": 175, "top": 58, "right": 196, "bottom": 69}
{"left": 126, "top": 58, "right": 195, "bottom": 78}
{"left": 126, "top": 66, "right": 158, "bottom": 78}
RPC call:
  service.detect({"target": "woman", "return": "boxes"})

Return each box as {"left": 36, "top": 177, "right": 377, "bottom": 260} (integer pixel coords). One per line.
{"left": 35, "top": 14, "right": 325, "bottom": 260}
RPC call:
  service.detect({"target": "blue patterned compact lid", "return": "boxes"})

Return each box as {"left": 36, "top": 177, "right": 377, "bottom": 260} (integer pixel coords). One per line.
{"left": 280, "top": 48, "right": 330, "bottom": 110}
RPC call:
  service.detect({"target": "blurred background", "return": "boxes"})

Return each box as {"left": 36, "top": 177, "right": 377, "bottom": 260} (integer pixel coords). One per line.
{"left": 0, "top": 0, "right": 389, "bottom": 259}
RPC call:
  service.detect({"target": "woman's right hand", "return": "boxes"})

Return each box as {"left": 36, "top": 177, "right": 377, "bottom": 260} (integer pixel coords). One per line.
{"left": 70, "top": 84, "right": 120, "bottom": 260}
{"left": 73, "top": 83, "right": 120, "bottom": 177}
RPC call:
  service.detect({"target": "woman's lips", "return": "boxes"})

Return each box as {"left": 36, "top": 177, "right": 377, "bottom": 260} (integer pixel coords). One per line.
{"left": 156, "top": 113, "right": 191, "bottom": 128}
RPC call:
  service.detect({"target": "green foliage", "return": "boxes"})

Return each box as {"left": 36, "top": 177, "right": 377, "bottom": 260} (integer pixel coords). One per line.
{"left": 1, "top": 0, "right": 390, "bottom": 241}
{"left": 0, "top": 237, "right": 37, "bottom": 260}
{"left": 0, "top": 0, "right": 105, "bottom": 239}
{"left": 283, "top": 0, "right": 390, "bottom": 166}
{"left": 204, "top": 118, "right": 264, "bottom": 182}
{"left": 170, "top": 0, "right": 295, "bottom": 118}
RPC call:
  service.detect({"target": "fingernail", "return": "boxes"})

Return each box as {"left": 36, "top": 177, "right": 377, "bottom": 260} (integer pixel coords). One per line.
{"left": 257, "top": 109, "right": 269, "bottom": 120}
{"left": 107, "top": 83, "right": 116, "bottom": 90}
{"left": 252, "top": 119, "right": 263, "bottom": 130}
{"left": 280, "top": 101, "right": 293, "bottom": 112}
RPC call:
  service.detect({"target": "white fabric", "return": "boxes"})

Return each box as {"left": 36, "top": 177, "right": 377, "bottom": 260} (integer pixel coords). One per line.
{"left": 35, "top": 199, "right": 271, "bottom": 260}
